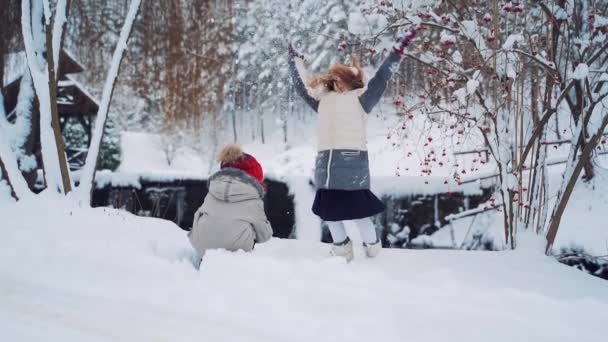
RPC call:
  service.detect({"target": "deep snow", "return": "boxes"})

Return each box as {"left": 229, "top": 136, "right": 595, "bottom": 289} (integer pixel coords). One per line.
{"left": 1, "top": 194, "right": 607, "bottom": 341}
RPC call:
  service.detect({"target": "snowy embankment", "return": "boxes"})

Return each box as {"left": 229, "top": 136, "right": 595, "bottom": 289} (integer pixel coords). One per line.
{"left": 1, "top": 195, "right": 607, "bottom": 341}
{"left": 429, "top": 165, "right": 608, "bottom": 255}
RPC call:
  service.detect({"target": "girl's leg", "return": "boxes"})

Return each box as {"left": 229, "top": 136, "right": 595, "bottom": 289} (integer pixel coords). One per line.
{"left": 353, "top": 217, "right": 379, "bottom": 244}
{"left": 326, "top": 221, "right": 348, "bottom": 244}
{"left": 327, "top": 221, "right": 354, "bottom": 262}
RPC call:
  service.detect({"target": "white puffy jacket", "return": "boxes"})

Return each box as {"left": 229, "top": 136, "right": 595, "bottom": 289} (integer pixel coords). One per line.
{"left": 316, "top": 88, "right": 368, "bottom": 151}
{"left": 290, "top": 51, "right": 402, "bottom": 152}
{"left": 188, "top": 168, "right": 272, "bottom": 256}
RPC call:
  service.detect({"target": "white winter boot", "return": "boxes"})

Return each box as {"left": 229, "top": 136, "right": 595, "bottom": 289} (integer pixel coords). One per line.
{"left": 363, "top": 240, "right": 382, "bottom": 258}
{"left": 331, "top": 238, "right": 354, "bottom": 262}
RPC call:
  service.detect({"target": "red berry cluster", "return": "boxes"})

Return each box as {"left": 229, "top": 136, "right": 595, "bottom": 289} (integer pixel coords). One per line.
{"left": 503, "top": 1, "right": 524, "bottom": 13}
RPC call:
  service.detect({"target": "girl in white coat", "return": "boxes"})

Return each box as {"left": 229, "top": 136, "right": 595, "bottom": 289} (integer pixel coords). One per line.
{"left": 289, "top": 30, "right": 416, "bottom": 261}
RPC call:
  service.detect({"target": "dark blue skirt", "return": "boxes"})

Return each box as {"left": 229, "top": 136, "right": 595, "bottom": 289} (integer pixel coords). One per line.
{"left": 312, "top": 189, "right": 385, "bottom": 221}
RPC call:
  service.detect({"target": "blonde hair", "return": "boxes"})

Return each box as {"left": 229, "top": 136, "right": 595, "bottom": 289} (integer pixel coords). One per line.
{"left": 307, "top": 56, "right": 364, "bottom": 92}
{"left": 218, "top": 144, "right": 243, "bottom": 164}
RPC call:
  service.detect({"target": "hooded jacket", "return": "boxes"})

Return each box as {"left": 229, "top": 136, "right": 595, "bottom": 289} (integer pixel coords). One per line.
{"left": 189, "top": 168, "right": 273, "bottom": 256}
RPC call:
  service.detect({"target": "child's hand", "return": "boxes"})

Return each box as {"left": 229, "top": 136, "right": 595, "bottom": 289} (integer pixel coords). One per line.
{"left": 288, "top": 43, "right": 304, "bottom": 59}
{"left": 393, "top": 29, "right": 417, "bottom": 56}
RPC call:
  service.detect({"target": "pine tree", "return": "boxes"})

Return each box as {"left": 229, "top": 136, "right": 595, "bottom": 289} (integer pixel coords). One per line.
{"left": 98, "top": 113, "right": 120, "bottom": 171}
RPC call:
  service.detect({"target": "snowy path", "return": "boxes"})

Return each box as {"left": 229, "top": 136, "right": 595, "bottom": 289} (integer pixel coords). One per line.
{"left": 1, "top": 197, "right": 607, "bottom": 341}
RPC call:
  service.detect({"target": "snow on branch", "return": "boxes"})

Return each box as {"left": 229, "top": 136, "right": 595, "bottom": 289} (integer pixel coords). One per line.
{"left": 517, "top": 40, "right": 608, "bottom": 171}
{"left": 42, "top": 0, "right": 51, "bottom": 24}
{"left": 76, "top": 0, "right": 142, "bottom": 202}
{"left": 445, "top": 204, "right": 500, "bottom": 222}
{"left": 571, "top": 63, "right": 589, "bottom": 80}
{"left": 51, "top": 0, "right": 70, "bottom": 73}
{"left": 510, "top": 49, "right": 557, "bottom": 72}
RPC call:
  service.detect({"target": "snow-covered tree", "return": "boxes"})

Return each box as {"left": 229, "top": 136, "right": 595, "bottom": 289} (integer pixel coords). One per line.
{"left": 76, "top": 0, "right": 141, "bottom": 200}
{"left": 358, "top": 0, "right": 608, "bottom": 252}
{"left": 0, "top": 0, "right": 141, "bottom": 203}
{"left": 20, "top": 0, "right": 73, "bottom": 194}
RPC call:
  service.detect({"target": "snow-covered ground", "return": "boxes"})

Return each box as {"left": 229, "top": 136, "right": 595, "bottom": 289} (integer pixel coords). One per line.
{"left": 1, "top": 194, "right": 607, "bottom": 341}
{"left": 555, "top": 171, "right": 608, "bottom": 254}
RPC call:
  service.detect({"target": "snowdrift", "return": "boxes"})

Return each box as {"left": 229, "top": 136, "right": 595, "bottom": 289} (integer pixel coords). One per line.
{"left": 1, "top": 195, "right": 607, "bottom": 341}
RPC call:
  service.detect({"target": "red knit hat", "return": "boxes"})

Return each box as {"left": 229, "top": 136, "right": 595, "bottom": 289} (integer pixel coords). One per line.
{"left": 218, "top": 145, "right": 265, "bottom": 190}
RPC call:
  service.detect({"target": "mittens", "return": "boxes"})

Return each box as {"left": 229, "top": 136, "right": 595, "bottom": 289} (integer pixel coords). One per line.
{"left": 288, "top": 43, "right": 304, "bottom": 60}
{"left": 393, "top": 29, "right": 417, "bottom": 56}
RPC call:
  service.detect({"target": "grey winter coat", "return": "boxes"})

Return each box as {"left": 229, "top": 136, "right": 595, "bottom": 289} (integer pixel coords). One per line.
{"left": 188, "top": 168, "right": 273, "bottom": 256}
{"left": 289, "top": 51, "right": 402, "bottom": 191}
{"left": 314, "top": 149, "right": 370, "bottom": 190}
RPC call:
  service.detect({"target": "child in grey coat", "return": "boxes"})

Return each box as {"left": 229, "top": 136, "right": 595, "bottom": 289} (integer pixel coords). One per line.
{"left": 189, "top": 145, "right": 272, "bottom": 265}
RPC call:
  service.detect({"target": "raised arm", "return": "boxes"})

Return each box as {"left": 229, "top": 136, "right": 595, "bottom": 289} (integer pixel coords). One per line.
{"left": 288, "top": 44, "right": 319, "bottom": 112}
{"left": 358, "top": 51, "right": 402, "bottom": 114}
{"left": 358, "top": 30, "right": 417, "bottom": 114}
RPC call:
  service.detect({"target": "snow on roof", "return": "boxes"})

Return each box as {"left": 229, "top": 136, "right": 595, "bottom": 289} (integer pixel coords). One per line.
{"left": 3, "top": 49, "right": 85, "bottom": 87}
{"left": 57, "top": 79, "right": 75, "bottom": 87}
{"left": 64, "top": 74, "right": 100, "bottom": 107}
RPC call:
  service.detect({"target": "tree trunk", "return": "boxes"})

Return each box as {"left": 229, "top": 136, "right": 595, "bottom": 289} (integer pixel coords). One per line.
{"left": 545, "top": 115, "right": 608, "bottom": 254}
{"left": 581, "top": 159, "right": 595, "bottom": 180}
{"left": 0, "top": 28, "right": 8, "bottom": 198}
{"left": 23, "top": 98, "right": 40, "bottom": 190}
{"left": 231, "top": 91, "right": 238, "bottom": 142}
{"left": 580, "top": 108, "right": 596, "bottom": 180}
{"left": 284, "top": 87, "right": 291, "bottom": 144}
{"left": 44, "top": 20, "right": 72, "bottom": 194}
{"left": 0, "top": 38, "right": 4, "bottom": 90}
{"left": 260, "top": 109, "right": 265, "bottom": 144}
{"left": 76, "top": 0, "right": 142, "bottom": 202}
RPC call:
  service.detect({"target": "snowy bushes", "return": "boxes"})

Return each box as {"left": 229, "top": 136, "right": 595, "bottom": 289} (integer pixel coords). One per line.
{"left": 356, "top": 0, "right": 608, "bottom": 253}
